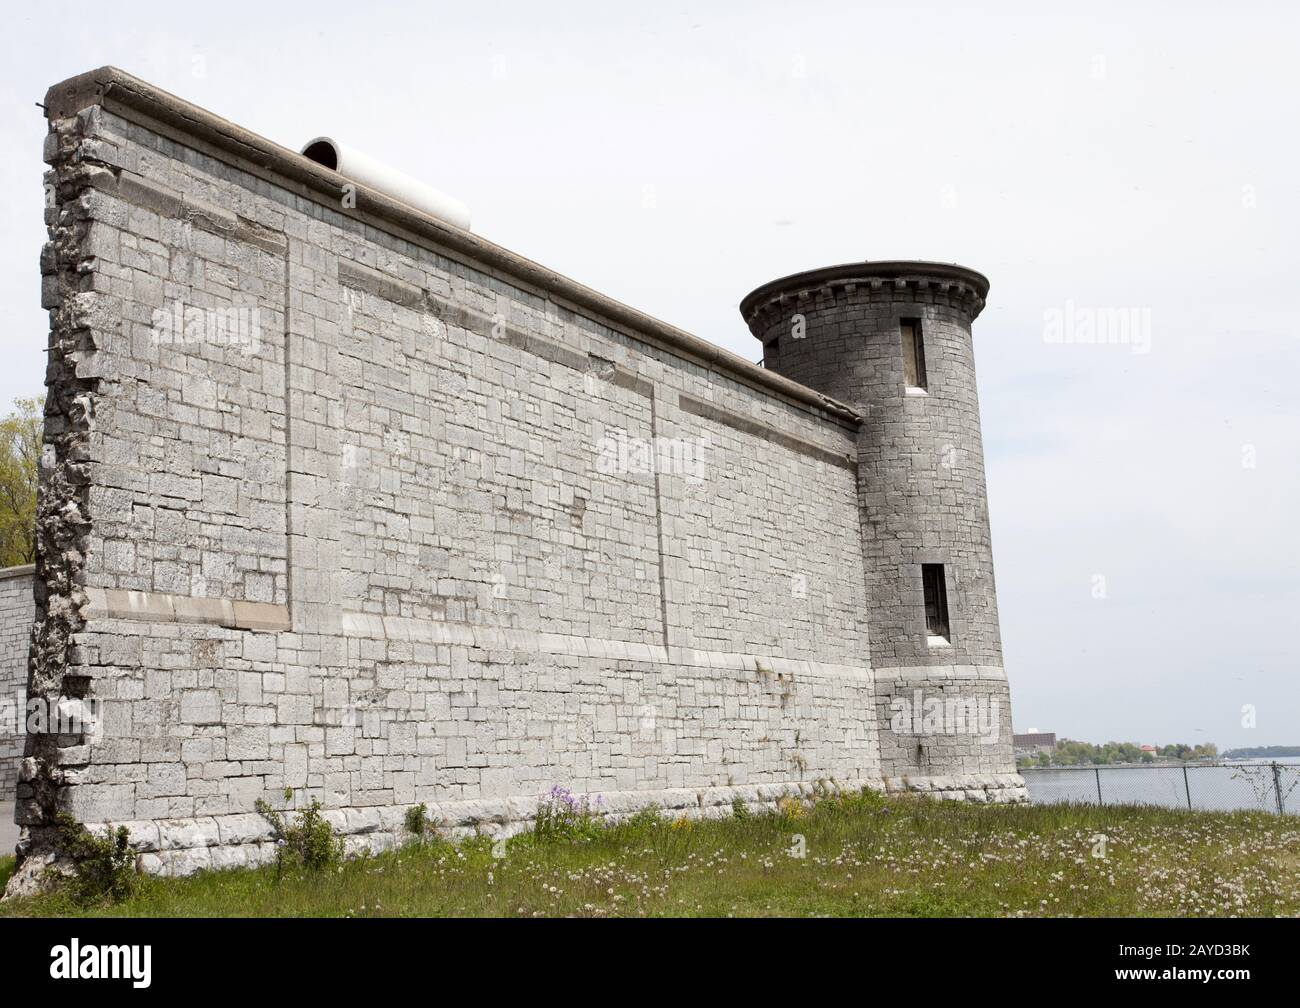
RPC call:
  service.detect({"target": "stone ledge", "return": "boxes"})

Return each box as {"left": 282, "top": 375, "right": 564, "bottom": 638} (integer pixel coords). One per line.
{"left": 82, "top": 587, "right": 289, "bottom": 633}
{"left": 82, "top": 166, "right": 288, "bottom": 257}
{"left": 677, "top": 393, "right": 856, "bottom": 471}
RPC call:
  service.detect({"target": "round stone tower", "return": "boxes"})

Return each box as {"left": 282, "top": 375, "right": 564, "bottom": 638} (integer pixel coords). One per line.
{"left": 741, "top": 262, "right": 1023, "bottom": 801}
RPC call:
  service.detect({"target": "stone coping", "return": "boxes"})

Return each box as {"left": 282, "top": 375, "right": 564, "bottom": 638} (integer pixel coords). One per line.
{"left": 43, "top": 66, "right": 861, "bottom": 430}
{"left": 739, "top": 260, "right": 990, "bottom": 322}
{"left": 0, "top": 564, "right": 34, "bottom": 581}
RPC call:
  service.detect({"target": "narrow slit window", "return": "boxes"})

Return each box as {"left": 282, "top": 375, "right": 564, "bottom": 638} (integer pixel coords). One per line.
{"left": 901, "top": 319, "right": 927, "bottom": 390}
{"left": 922, "top": 563, "right": 950, "bottom": 641}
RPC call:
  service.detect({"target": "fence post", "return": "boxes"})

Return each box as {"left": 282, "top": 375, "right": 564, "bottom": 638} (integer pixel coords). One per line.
{"left": 1272, "top": 762, "right": 1285, "bottom": 815}
{"left": 1182, "top": 765, "right": 1191, "bottom": 809}
{"left": 1095, "top": 767, "right": 1103, "bottom": 805}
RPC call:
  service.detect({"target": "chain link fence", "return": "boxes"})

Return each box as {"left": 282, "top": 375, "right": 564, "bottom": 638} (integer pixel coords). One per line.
{"left": 1020, "top": 762, "right": 1300, "bottom": 815}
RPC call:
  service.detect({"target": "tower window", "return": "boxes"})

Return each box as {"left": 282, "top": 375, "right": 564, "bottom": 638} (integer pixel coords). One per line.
{"left": 921, "top": 563, "right": 950, "bottom": 643}
{"left": 901, "top": 319, "right": 927, "bottom": 390}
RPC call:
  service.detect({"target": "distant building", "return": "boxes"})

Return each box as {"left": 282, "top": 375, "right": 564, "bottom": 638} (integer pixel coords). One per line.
{"left": 1013, "top": 732, "right": 1057, "bottom": 756}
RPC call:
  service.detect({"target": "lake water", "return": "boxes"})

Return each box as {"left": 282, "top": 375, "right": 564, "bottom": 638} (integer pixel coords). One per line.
{"left": 1020, "top": 762, "right": 1300, "bottom": 815}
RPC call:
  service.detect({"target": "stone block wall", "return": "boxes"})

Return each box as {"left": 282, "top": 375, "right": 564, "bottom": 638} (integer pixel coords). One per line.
{"left": 14, "top": 68, "right": 1024, "bottom": 887}
{"left": 0, "top": 566, "right": 35, "bottom": 799}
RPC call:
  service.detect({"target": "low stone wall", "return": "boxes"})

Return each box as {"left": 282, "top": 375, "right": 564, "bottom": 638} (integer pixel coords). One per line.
{"left": 0, "top": 565, "right": 35, "bottom": 799}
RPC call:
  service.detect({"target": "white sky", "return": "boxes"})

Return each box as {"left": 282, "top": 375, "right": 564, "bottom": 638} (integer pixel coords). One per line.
{"left": 2, "top": 1, "right": 1296, "bottom": 749}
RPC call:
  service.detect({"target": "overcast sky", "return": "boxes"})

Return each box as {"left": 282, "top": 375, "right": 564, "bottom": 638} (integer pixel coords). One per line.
{"left": 2, "top": 1, "right": 1296, "bottom": 749}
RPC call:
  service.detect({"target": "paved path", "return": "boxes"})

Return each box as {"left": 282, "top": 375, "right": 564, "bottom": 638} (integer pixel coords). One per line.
{"left": 0, "top": 802, "right": 18, "bottom": 858}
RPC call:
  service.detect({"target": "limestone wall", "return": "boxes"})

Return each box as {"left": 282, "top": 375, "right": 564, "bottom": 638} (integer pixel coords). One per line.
{"left": 18, "top": 69, "right": 909, "bottom": 876}
{"left": 0, "top": 566, "right": 35, "bottom": 799}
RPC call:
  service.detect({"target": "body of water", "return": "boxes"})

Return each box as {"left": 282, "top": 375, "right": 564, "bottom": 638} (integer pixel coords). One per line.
{"left": 1020, "top": 762, "right": 1300, "bottom": 815}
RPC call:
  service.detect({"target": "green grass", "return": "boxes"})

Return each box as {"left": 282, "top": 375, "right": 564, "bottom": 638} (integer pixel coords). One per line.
{"left": 4, "top": 792, "right": 1299, "bottom": 917}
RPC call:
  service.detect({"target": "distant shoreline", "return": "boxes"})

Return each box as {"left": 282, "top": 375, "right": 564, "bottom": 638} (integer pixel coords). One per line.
{"left": 1021, "top": 758, "right": 1299, "bottom": 770}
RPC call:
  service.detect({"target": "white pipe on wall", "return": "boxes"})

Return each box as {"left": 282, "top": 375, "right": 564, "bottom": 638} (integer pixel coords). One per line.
{"left": 300, "top": 136, "right": 471, "bottom": 232}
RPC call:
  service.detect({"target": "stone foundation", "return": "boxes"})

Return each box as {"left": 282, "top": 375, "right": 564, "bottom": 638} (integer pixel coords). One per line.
{"left": 9, "top": 774, "right": 1026, "bottom": 889}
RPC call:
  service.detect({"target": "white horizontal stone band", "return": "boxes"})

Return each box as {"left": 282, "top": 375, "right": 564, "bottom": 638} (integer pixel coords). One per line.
{"left": 82, "top": 587, "right": 290, "bottom": 632}
{"left": 875, "top": 663, "right": 1008, "bottom": 683}
{"left": 341, "top": 611, "right": 872, "bottom": 682}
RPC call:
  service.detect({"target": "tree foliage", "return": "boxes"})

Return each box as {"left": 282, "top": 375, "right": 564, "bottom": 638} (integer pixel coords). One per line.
{"left": 0, "top": 396, "right": 42, "bottom": 568}
{"left": 1019, "top": 738, "right": 1220, "bottom": 768}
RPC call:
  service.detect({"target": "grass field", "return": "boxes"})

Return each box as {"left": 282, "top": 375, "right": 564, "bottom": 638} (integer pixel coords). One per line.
{"left": 3, "top": 791, "right": 1298, "bottom": 917}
